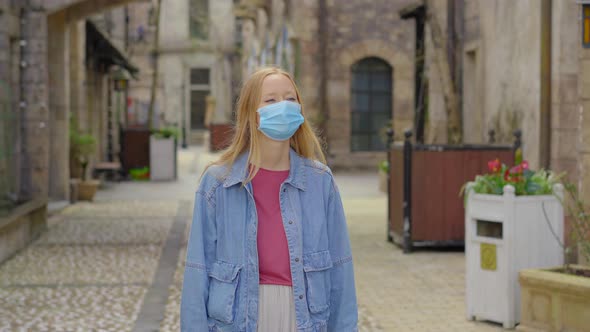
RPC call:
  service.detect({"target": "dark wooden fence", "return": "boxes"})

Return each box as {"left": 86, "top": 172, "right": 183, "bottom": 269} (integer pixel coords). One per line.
{"left": 387, "top": 130, "right": 520, "bottom": 253}
{"left": 120, "top": 128, "right": 151, "bottom": 173}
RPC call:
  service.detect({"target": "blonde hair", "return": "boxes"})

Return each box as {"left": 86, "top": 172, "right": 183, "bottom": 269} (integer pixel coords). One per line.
{"left": 207, "top": 66, "right": 326, "bottom": 184}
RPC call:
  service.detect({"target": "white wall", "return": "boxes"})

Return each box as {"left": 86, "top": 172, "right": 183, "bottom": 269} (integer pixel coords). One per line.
{"left": 479, "top": 0, "right": 541, "bottom": 168}
{"left": 159, "top": 0, "right": 235, "bottom": 130}
{"left": 458, "top": 0, "right": 542, "bottom": 168}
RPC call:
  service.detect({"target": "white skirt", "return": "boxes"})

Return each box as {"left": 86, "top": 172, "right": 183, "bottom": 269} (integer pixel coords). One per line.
{"left": 257, "top": 284, "right": 297, "bottom": 332}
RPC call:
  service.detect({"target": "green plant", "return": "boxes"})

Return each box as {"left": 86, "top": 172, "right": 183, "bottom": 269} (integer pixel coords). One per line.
{"left": 129, "top": 167, "right": 150, "bottom": 181}
{"left": 542, "top": 182, "right": 590, "bottom": 273}
{"left": 462, "top": 159, "right": 564, "bottom": 197}
{"left": 378, "top": 160, "right": 389, "bottom": 174}
{"left": 70, "top": 121, "right": 96, "bottom": 181}
{"left": 462, "top": 157, "right": 589, "bottom": 272}
{"left": 562, "top": 184, "right": 590, "bottom": 268}
{"left": 152, "top": 127, "right": 180, "bottom": 140}
{"left": 70, "top": 134, "right": 96, "bottom": 181}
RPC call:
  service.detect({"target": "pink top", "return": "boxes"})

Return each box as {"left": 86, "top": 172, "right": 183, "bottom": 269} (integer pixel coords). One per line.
{"left": 252, "top": 167, "right": 292, "bottom": 286}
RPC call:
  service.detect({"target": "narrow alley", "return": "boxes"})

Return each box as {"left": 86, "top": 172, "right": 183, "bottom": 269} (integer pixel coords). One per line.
{"left": 0, "top": 148, "right": 503, "bottom": 332}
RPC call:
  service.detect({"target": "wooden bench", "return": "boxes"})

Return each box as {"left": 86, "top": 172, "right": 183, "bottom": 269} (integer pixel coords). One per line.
{"left": 92, "top": 162, "right": 123, "bottom": 182}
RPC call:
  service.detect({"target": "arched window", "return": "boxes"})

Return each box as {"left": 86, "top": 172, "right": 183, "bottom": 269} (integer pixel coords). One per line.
{"left": 350, "top": 57, "right": 392, "bottom": 151}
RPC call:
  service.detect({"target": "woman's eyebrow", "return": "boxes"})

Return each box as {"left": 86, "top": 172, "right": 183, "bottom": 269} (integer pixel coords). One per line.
{"left": 261, "top": 91, "right": 295, "bottom": 98}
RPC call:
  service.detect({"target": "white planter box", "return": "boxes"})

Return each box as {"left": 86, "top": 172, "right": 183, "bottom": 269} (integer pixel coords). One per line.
{"left": 150, "top": 136, "right": 176, "bottom": 181}
{"left": 465, "top": 184, "right": 564, "bottom": 329}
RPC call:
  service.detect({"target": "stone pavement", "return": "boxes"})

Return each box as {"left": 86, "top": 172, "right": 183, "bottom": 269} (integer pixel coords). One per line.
{"left": 0, "top": 147, "right": 505, "bottom": 331}
{"left": 339, "top": 175, "right": 503, "bottom": 332}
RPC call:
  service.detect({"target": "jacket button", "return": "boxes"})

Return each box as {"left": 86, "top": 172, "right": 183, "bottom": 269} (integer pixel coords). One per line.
{"left": 288, "top": 220, "right": 293, "bottom": 224}
{"left": 295, "top": 258, "right": 299, "bottom": 262}
{"left": 299, "top": 295, "right": 304, "bottom": 300}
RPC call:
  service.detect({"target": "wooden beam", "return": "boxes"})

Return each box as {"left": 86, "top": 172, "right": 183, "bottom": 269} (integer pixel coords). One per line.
{"left": 45, "top": 0, "right": 139, "bottom": 22}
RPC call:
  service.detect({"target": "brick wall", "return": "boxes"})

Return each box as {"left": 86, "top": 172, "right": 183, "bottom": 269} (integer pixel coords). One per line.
{"left": 324, "top": 0, "right": 415, "bottom": 169}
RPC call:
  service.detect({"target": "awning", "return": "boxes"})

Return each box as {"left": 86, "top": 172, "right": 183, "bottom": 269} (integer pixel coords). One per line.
{"left": 85, "top": 20, "right": 139, "bottom": 77}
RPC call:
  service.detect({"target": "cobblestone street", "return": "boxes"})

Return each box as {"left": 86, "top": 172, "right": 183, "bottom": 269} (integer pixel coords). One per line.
{"left": 0, "top": 148, "right": 503, "bottom": 331}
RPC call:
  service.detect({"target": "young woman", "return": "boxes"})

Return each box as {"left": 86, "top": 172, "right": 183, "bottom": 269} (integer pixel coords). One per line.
{"left": 180, "top": 67, "right": 358, "bottom": 332}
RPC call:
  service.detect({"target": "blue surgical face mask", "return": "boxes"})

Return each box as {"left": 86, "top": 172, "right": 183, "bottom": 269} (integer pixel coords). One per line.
{"left": 257, "top": 100, "right": 304, "bottom": 141}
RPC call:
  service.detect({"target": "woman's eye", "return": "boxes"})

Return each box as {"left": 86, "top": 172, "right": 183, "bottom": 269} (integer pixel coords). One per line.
{"left": 265, "top": 99, "right": 276, "bottom": 103}
{"left": 287, "top": 97, "right": 297, "bottom": 102}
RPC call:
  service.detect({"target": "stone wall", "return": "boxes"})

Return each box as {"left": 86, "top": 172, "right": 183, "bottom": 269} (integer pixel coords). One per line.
{"left": 22, "top": 4, "right": 50, "bottom": 200}
{"left": 578, "top": 6, "right": 590, "bottom": 216}
{"left": 156, "top": 0, "right": 234, "bottom": 146}
{"left": 462, "top": 0, "right": 483, "bottom": 143}
{"left": 424, "top": 0, "right": 448, "bottom": 144}
{"left": 236, "top": 0, "right": 414, "bottom": 169}
{"left": 0, "top": 199, "right": 46, "bottom": 265}
{"left": 460, "top": 0, "right": 542, "bottom": 168}
{"left": 325, "top": 0, "right": 415, "bottom": 169}
{"left": 125, "top": 0, "right": 156, "bottom": 128}
{"left": 0, "top": 1, "right": 22, "bottom": 202}
{"left": 550, "top": 0, "right": 580, "bottom": 187}
{"left": 48, "top": 11, "right": 70, "bottom": 200}
{"left": 290, "top": 0, "right": 322, "bottom": 126}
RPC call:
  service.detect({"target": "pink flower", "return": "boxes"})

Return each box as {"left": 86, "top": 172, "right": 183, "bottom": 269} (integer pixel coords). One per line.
{"left": 510, "top": 165, "right": 522, "bottom": 174}
{"left": 505, "top": 168, "right": 523, "bottom": 183}
{"left": 521, "top": 160, "right": 529, "bottom": 170}
{"left": 488, "top": 159, "right": 501, "bottom": 173}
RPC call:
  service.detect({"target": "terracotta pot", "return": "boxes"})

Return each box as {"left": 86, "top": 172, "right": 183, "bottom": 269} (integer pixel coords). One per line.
{"left": 69, "top": 179, "right": 81, "bottom": 203}
{"left": 78, "top": 180, "right": 100, "bottom": 201}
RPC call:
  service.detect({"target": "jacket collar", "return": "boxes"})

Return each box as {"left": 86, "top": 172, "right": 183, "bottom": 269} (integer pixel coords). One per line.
{"left": 223, "top": 148, "right": 306, "bottom": 191}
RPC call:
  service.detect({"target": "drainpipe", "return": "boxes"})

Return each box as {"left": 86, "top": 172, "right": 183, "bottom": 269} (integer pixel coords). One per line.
{"left": 456, "top": 0, "right": 465, "bottom": 139}
{"left": 540, "top": 0, "right": 552, "bottom": 169}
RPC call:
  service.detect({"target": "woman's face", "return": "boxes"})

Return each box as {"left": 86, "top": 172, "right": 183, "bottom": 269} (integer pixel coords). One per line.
{"left": 257, "top": 74, "right": 298, "bottom": 113}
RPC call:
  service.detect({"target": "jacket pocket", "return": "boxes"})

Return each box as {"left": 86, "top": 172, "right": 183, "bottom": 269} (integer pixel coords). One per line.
{"left": 206, "top": 261, "right": 242, "bottom": 324}
{"left": 303, "top": 250, "right": 333, "bottom": 313}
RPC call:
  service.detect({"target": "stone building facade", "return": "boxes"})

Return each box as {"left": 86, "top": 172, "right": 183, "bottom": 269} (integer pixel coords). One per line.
{"left": 95, "top": 2, "right": 160, "bottom": 131}
{"left": 0, "top": 0, "right": 140, "bottom": 264}
{"left": 412, "top": 0, "right": 589, "bottom": 176}
{"left": 100, "top": 0, "right": 238, "bottom": 149}
{"left": 324, "top": 1, "right": 415, "bottom": 168}
{"left": 411, "top": 0, "right": 590, "bottom": 259}
{"left": 238, "top": 0, "right": 416, "bottom": 169}
{"left": 158, "top": 0, "right": 236, "bottom": 148}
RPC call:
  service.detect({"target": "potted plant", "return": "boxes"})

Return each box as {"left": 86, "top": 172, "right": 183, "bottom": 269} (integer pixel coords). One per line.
{"left": 463, "top": 158, "right": 566, "bottom": 328}
{"left": 517, "top": 183, "right": 590, "bottom": 332}
{"left": 150, "top": 126, "right": 178, "bottom": 181}
{"left": 70, "top": 127, "right": 99, "bottom": 201}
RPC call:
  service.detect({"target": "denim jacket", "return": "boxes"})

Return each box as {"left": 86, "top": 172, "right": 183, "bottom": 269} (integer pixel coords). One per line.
{"left": 180, "top": 149, "right": 358, "bottom": 332}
